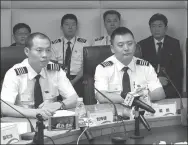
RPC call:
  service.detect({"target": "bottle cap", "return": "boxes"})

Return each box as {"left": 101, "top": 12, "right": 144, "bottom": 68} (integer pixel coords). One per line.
{"left": 77, "top": 97, "right": 83, "bottom": 102}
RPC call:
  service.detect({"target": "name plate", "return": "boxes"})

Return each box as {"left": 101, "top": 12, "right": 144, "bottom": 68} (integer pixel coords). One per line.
{"left": 88, "top": 110, "right": 113, "bottom": 126}
{"left": 1, "top": 123, "right": 20, "bottom": 144}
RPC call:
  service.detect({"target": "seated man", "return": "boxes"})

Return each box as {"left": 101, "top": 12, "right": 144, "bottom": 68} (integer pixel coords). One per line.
{"left": 10, "top": 23, "right": 31, "bottom": 46}
{"left": 1, "top": 32, "right": 78, "bottom": 120}
{"left": 138, "top": 13, "right": 183, "bottom": 98}
{"left": 93, "top": 10, "right": 121, "bottom": 46}
{"left": 51, "top": 14, "right": 89, "bottom": 97}
{"left": 95, "top": 27, "right": 166, "bottom": 104}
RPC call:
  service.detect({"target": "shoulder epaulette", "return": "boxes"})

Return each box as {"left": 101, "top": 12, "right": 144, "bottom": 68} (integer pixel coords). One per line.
{"left": 77, "top": 38, "right": 87, "bottom": 43}
{"left": 47, "top": 64, "right": 60, "bottom": 71}
{"left": 14, "top": 67, "right": 28, "bottom": 76}
{"left": 95, "top": 36, "right": 104, "bottom": 41}
{"left": 136, "top": 60, "right": 149, "bottom": 66}
{"left": 100, "top": 61, "right": 113, "bottom": 67}
{"left": 51, "top": 38, "right": 61, "bottom": 44}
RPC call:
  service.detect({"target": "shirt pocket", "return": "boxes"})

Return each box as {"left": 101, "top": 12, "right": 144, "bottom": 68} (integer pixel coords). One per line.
{"left": 108, "top": 83, "right": 121, "bottom": 93}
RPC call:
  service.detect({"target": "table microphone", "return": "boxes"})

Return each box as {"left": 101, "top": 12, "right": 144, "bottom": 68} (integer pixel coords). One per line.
{"left": 121, "top": 93, "right": 155, "bottom": 114}
{"left": 160, "top": 68, "right": 187, "bottom": 126}
{"left": 94, "top": 88, "right": 127, "bottom": 143}
{"left": 0, "top": 98, "right": 35, "bottom": 133}
{"left": 160, "top": 68, "right": 184, "bottom": 109}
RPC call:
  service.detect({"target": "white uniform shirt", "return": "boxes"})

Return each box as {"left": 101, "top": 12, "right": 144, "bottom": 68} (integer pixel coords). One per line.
{"left": 92, "top": 35, "right": 111, "bottom": 46}
{"left": 51, "top": 36, "right": 89, "bottom": 75}
{"left": 1, "top": 59, "right": 76, "bottom": 106}
{"left": 95, "top": 55, "right": 162, "bottom": 95}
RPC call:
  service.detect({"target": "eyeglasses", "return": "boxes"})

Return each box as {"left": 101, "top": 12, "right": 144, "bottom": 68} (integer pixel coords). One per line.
{"left": 15, "top": 33, "right": 30, "bottom": 36}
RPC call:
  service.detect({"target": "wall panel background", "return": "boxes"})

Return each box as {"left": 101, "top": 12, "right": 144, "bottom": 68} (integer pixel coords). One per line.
{"left": 1, "top": 0, "right": 187, "bottom": 92}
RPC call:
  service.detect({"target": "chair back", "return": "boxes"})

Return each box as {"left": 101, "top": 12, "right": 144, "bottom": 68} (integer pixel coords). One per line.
{"left": 1, "top": 46, "right": 26, "bottom": 81}
{"left": 83, "top": 45, "right": 113, "bottom": 104}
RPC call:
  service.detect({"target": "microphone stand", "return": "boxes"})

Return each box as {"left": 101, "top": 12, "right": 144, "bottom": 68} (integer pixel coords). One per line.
{"left": 130, "top": 105, "right": 151, "bottom": 139}
{"left": 32, "top": 114, "right": 45, "bottom": 145}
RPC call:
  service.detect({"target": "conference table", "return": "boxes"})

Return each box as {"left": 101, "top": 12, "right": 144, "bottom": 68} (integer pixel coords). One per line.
{"left": 1, "top": 98, "right": 187, "bottom": 144}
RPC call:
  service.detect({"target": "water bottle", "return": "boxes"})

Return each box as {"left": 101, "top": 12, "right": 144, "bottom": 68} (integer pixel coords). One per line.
{"left": 75, "top": 97, "right": 87, "bottom": 127}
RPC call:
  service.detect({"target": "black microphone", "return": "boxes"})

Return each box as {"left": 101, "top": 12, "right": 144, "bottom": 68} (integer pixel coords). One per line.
{"left": 80, "top": 126, "right": 94, "bottom": 143}
{"left": 94, "top": 88, "right": 128, "bottom": 144}
{"left": 0, "top": 98, "right": 35, "bottom": 132}
{"left": 121, "top": 93, "right": 156, "bottom": 114}
{"left": 139, "top": 114, "right": 151, "bottom": 131}
{"left": 94, "top": 88, "right": 119, "bottom": 120}
{"left": 160, "top": 68, "right": 187, "bottom": 126}
{"left": 160, "top": 68, "right": 184, "bottom": 109}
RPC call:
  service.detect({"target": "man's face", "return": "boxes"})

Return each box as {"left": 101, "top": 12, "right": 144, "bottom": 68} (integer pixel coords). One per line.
{"left": 150, "top": 20, "right": 167, "bottom": 41}
{"left": 13, "top": 28, "right": 30, "bottom": 45}
{"left": 111, "top": 33, "right": 136, "bottom": 63}
{"left": 61, "top": 19, "right": 77, "bottom": 39}
{"left": 104, "top": 14, "right": 120, "bottom": 35}
{"left": 25, "top": 37, "right": 52, "bottom": 70}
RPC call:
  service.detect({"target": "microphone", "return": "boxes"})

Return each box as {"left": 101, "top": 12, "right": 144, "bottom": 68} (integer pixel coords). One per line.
{"left": 139, "top": 114, "right": 151, "bottom": 131}
{"left": 121, "top": 93, "right": 155, "bottom": 114}
{"left": 160, "top": 68, "right": 184, "bottom": 109}
{"left": 160, "top": 68, "right": 187, "bottom": 126}
{"left": 94, "top": 88, "right": 128, "bottom": 144}
{"left": 80, "top": 126, "right": 93, "bottom": 142}
{"left": 94, "top": 88, "right": 119, "bottom": 120}
{"left": 0, "top": 98, "right": 35, "bottom": 132}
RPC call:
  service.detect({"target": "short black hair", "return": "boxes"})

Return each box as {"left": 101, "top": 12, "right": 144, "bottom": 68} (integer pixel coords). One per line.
{"left": 149, "top": 13, "right": 168, "bottom": 27}
{"left": 111, "top": 27, "right": 134, "bottom": 43}
{"left": 61, "top": 14, "right": 78, "bottom": 26}
{"left": 13, "top": 23, "right": 31, "bottom": 35}
{"left": 25, "top": 32, "right": 51, "bottom": 49}
{"left": 103, "top": 10, "right": 121, "bottom": 21}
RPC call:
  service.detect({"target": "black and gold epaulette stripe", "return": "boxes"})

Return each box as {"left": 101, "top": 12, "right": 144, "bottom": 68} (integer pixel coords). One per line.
{"left": 100, "top": 61, "right": 113, "bottom": 67}
{"left": 47, "top": 64, "right": 60, "bottom": 71}
{"left": 136, "top": 60, "right": 149, "bottom": 66}
{"left": 95, "top": 36, "right": 104, "bottom": 41}
{"left": 77, "top": 38, "right": 87, "bottom": 43}
{"left": 14, "top": 67, "right": 28, "bottom": 76}
{"left": 51, "top": 38, "right": 61, "bottom": 44}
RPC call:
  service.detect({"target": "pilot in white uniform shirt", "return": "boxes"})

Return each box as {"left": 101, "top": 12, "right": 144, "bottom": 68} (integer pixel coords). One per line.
{"left": 51, "top": 36, "right": 89, "bottom": 76}
{"left": 93, "top": 35, "right": 111, "bottom": 46}
{"left": 95, "top": 55, "right": 162, "bottom": 96}
{"left": 1, "top": 58, "right": 76, "bottom": 107}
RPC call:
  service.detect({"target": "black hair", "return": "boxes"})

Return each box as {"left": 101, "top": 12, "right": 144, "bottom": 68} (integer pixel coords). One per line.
{"left": 25, "top": 32, "right": 51, "bottom": 49}
{"left": 111, "top": 27, "right": 134, "bottom": 43}
{"left": 61, "top": 14, "right": 78, "bottom": 26}
{"left": 13, "top": 23, "right": 31, "bottom": 35}
{"left": 103, "top": 10, "right": 121, "bottom": 21}
{"left": 149, "top": 13, "right": 168, "bottom": 27}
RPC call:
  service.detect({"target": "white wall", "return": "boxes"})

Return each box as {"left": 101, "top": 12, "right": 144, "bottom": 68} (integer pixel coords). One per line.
{"left": 1, "top": 0, "right": 187, "bottom": 92}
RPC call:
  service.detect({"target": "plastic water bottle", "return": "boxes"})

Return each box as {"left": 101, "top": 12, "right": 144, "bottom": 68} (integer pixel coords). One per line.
{"left": 75, "top": 98, "right": 87, "bottom": 127}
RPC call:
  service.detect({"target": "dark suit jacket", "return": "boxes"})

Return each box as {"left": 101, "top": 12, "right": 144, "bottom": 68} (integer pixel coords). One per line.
{"left": 138, "top": 35, "right": 183, "bottom": 98}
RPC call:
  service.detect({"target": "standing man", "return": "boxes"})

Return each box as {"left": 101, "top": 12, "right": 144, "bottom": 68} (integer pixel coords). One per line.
{"left": 93, "top": 10, "right": 121, "bottom": 46}
{"left": 11, "top": 23, "right": 31, "bottom": 46}
{"left": 138, "top": 13, "right": 183, "bottom": 98}
{"left": 95, "top": 27, "right": 166, "bottom": 104}
{"left": 51, "top": 14, "right": 89, "bottom": 97}
{"left": 1, "top": 32, "right": 78, "bottom": 120}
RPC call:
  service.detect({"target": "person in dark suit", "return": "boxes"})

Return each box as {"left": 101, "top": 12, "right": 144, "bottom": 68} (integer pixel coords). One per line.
{"left": 10, "top": 23, "right": 31, "bottom": 46}
{"left": 138, "top": 13, "right": 183, "bottom": 98}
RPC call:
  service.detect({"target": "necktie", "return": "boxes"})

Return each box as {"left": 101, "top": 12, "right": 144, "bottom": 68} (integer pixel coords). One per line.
{"left": 122, "top": 67, "right": 131, "bottom": 99}
{"left": 65, "top": 41, "right": 71, "bottom": 77}
{"left": 157, "top": 42, "right": 162, "bottom": 59}
{"left": 34, "top": 75, "right": 43, "bottom": 108}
